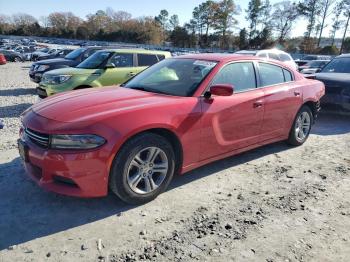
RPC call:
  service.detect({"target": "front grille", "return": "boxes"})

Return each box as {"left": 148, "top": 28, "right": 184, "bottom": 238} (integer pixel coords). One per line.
{"left": 25, "top": 128, "right": 50, "bottom": 148}
{"left": 36, "top": 87, "right": 47, "bottom": 98}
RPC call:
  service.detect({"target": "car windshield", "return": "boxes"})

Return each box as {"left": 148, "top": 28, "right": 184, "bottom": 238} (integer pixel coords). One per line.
{"left": 65, "top": 48, "right": 86, "bottom": 60}
{"left": 303, "top": 55, "right": 317, "bottom": 60}
{"left": 321, "top": 58, "right": 350, "bottom": 73}
{"left": 123, "top": 58, "right": 217, "bottom": 97}
{"left": 76, "top": 51, "right": 113, "bottom": 69}
{"left": 48, "top": 49, "right": 57, "bottom": 54}
{"left": 309, "top": 60, "right": 327, "bottom": 67}
{"left": 38, "top": 48, "right": 49, "bottom": 53}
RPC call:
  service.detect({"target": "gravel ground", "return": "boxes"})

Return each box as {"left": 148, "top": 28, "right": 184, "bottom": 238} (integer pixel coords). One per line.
{"left": 0, "top": 62, "right": 36, "bottom": 151}
{"left": 0, "top": 63, "right": 350, "bottom": 262}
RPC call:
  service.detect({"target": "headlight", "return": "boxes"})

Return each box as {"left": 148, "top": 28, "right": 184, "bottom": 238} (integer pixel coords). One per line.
{"left": 50, "top": 134, "right": 106, "bottom": 149}
{"left": 42, "top": 74, "right": 72, "bottom": 85}
{"left": 37, "top": 65, "right": 50, "bottom": 71}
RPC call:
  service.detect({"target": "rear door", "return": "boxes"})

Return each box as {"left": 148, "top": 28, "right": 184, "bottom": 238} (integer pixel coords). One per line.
{"left": 200, "top": 61, "right": 265, "bottom": 160}
{"left": 98, "top": 53, "right": 136, "bottom": 86}
{"left": 257, "top": 62, "right": 302, "bottom": 141}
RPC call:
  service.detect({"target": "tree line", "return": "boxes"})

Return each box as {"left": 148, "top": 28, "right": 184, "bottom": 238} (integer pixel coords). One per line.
{"left": 1, "top": 0, "right": 350, "bottom": 54}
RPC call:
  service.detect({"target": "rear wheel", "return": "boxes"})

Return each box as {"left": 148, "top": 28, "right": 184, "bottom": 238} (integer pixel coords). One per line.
{"left": 14, "top": 56, "right": 22, "bottom": 62}
{"left": 287, "top": 106, "right": 313, "bottom": 146}
{"left": 109, "top": 133, "right": 175, "bottom": 204}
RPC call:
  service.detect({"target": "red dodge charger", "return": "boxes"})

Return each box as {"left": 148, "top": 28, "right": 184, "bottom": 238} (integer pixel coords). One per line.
{"left": 19, "top": 54, "right": 325, "bottom": 204}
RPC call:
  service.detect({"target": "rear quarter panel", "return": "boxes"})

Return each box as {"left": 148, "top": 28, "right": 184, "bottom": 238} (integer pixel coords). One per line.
{"left": 301, "top": 78, "right": 325, "bottom": 103}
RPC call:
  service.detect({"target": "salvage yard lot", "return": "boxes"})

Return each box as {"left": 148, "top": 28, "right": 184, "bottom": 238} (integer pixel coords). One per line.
{"left": 0, "top": 62, "right": 350, "bottom": 261}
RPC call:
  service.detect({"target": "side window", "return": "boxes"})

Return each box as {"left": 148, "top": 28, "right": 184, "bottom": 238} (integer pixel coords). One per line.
{"left": 283, "top": 69, "right": 293, "bottom": 82}
{"left": 138, "top": 54, "right": 159, "bottom": 66}
{"left": 110, "top": 53, "right": 133, "bottom": 67}
{"left": 268, "top": 53, "right": 280, "bottom": 61}
{"left": 157, "top": 55, "right": 166, "bottom": 61}
{"left": 259, "top": 63, "right": 285, "bottom": 86}
{"left": 211, "top": 62, "right": 256, "bottom": 92}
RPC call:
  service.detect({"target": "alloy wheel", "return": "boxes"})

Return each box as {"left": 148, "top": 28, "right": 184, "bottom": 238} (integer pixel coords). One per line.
{"left": 295, "top": 111, "right": 311, "bottom": 142}
{"left": 126, "top": 147, "right": 168, "bottom": 194}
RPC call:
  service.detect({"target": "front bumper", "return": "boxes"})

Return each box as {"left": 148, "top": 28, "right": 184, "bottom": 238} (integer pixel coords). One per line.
{"left": 29, "top": 71, "right": 43, "bottom": 83}
{"left": 18, "top": 113, "right": 114, "bottom": 198}
{"left": 19, "top": 137, "right": 110, "bottom": 197}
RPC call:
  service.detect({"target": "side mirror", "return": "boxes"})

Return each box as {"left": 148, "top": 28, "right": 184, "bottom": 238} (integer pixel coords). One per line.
{"left": 207, "top": 84, "right": 234, "bottom": 98}
{"left": 315, "top": 68, "right": 322, "bottom": 73}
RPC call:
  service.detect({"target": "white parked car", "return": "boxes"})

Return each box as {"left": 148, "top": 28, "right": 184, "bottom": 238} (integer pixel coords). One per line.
{"left": 235, "top": 49, "right": 298, "bottom": 71}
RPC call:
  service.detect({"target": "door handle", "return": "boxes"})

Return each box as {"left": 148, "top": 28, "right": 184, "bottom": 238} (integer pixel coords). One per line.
{"left": 253, "top": 101, "right": 263, "bottom": 108}
{"left": 294, "top": 91, "right": 301, "bottom": 96}
{"left": 127, "top": 72, "right": 136, "bottom": 77}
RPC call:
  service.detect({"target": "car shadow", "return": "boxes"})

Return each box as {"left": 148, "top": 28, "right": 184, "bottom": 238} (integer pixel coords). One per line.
{"left": 0, "top": 141, "right": 290, "bottom": 250}
{"left": 0, "top": 103, "right": 33, "bottom": 118}
{"left": 0, "top": 112, "right": 347, "bottom": 249}
{"left": 312, "top": 112, "right": 350, "bottom": 136}
{"left": 0, "top": 88, "right": 36, "bottom": 97}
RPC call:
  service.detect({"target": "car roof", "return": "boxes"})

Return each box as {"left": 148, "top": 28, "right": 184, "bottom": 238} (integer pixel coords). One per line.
{"left": 235, "top": 50, "right": 257, "bottom": 55}
{"left": 174, "top": 53, "right": 296, "bottom": 70}
{"left": 174, "top": 53, "right": 266, "bottom": 62}
{"left": 96, "top": 49, "right": 171, "bottom": 56}
{"left": 336, "top": 53, "right": 350, "bottom": 58}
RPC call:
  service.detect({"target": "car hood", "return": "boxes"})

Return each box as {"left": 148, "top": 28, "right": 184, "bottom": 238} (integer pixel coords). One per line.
{"left": 34, "top": 58, "right": 75, "bottom": 66}
{"left": 43, "top": 67, "right": 95, "bottom": 76}
{"left": 315, "top": 73, "right": 350, "bottom": 82}
{"left": 31, "top": 87, "right": 180, "bottom": 123}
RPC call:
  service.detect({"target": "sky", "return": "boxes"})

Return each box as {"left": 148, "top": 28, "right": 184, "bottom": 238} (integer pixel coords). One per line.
{"left": 0, "top": 0, "right": 343, "bottom": 38}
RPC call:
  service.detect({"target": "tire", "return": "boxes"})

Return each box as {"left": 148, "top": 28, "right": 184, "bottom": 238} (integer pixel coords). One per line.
{"left": 14, "top": 57, "right": 22, "bottom": 62}
{"left": 109, "top": 133, "right": 175, "bottom": 205}
{"left": 287, "top": 105, "right": 313, "bottom": 146}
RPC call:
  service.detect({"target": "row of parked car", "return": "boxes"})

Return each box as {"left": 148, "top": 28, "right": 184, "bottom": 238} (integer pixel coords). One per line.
{"left": 0, "top": 38, "right": 74, "bottom": 62}
{"left": 27, "top": 46, "right": 349, "bottom": 113}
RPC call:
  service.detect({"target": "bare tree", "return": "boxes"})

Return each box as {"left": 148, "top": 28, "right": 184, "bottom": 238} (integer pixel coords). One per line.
{"left": 330, "top": 1, "right": 344, "bottom": 46}
{"left": 272, "top": 1, "right": 299, "bottom": 43}
{"left": 340, "top": 0, "right": 350, "bottom": 53}
{"left": 317, "top": 0, "right": 336, "bottom": 47}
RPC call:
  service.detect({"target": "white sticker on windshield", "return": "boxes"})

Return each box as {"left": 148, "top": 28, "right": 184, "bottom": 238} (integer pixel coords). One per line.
{"left": 193, "top": 60, "right": 217, "bottom": 67}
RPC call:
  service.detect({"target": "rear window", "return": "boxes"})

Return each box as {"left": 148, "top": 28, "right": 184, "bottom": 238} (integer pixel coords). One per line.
{"left": 268, "top": 53, "right": 280, "bottom": 60}
{"left": 257, "top": 53, "right": 268, "bottom": 58}
{"left": 138, "top": 54, "right": 159, "bottom": 66}
{"left": 279, "top": 53, "right": 292, "bottom": 62}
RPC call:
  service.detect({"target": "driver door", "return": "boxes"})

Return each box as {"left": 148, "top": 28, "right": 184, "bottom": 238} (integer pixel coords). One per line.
{"left": 98, "top": 53, "right": 137, "bottom": 86}
{"left": 200, "top": 62, "right": 265, "bottom": 161}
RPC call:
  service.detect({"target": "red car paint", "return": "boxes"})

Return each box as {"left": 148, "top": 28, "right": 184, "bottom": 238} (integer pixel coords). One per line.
{"left": 0, "top": 53, "right": 6, "bottom": 65}
{"left": 20, "top": 54, "right": 325, "bottom": 197}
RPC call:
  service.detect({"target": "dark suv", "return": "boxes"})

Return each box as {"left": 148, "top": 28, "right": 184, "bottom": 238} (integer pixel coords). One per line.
{"left": 29, "top": 47, "right": 103, "bottom": 83}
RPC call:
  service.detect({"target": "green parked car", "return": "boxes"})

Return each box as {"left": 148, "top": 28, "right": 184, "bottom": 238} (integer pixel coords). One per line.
{"left": 37, "top": 49, "right": 171, "bottom": 98}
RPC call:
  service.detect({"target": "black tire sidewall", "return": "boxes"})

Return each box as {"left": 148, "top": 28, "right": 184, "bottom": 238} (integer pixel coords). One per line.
{"left": 109, "top": 133, "right": 175, "bottom": 204}
{"left": 288, "top": 106, "right": 313, "bottom": 146}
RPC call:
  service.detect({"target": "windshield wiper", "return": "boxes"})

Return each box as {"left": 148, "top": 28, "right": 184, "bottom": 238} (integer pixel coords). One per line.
{"left": 128, "top": 86, "right": 169, "bottom": 95}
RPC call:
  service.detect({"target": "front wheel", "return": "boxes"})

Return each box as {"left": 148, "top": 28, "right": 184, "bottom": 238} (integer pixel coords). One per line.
{"left": 109, "top": 133, "right": 175, "bottom": 205}
{"left": 287, "top": 106, "right": 313, "bottom": 146}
